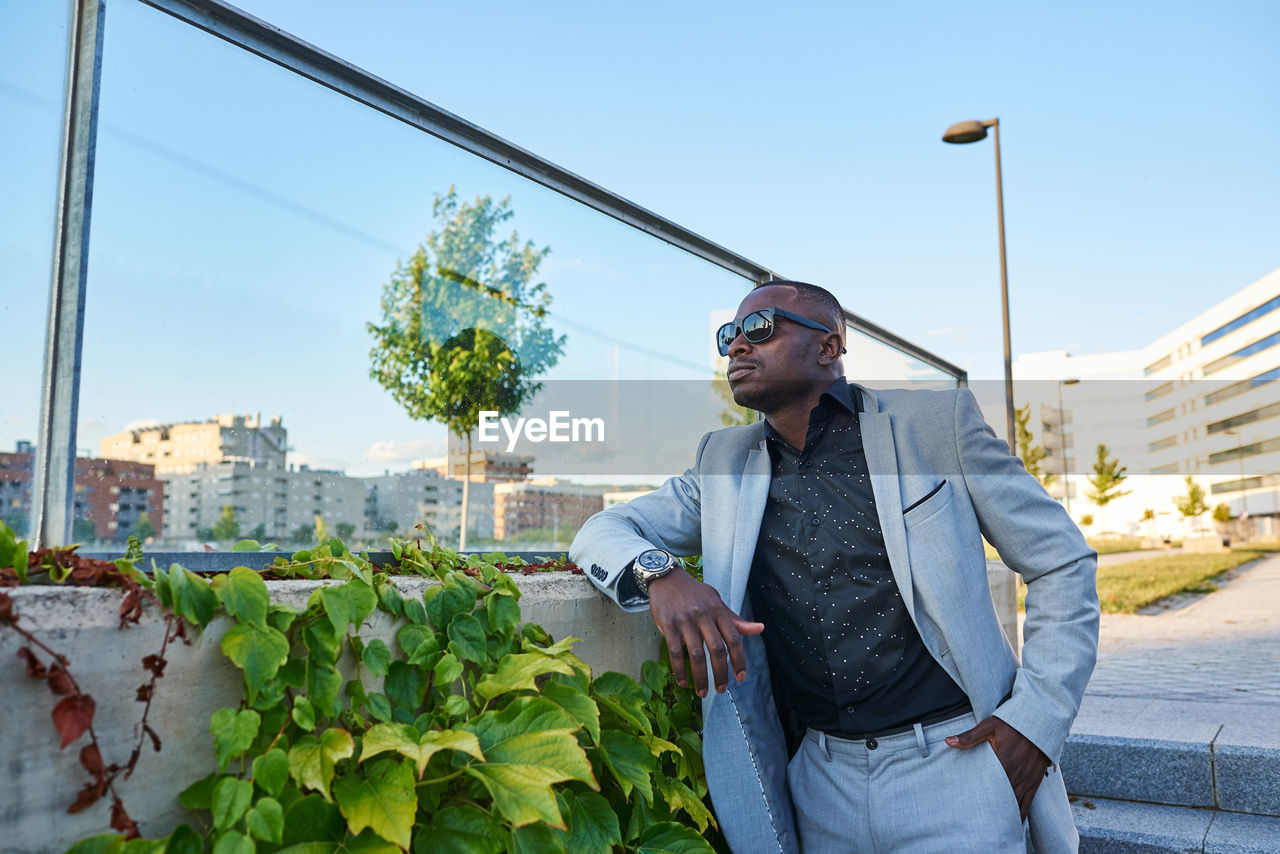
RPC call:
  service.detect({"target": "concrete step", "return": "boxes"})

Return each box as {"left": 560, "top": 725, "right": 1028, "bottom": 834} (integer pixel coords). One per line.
{"left": 1070, "top": 796, "right": 1280, "bottom": 854}
{"left": 1061, "top": 696, "right": 1280, "bottom": 818}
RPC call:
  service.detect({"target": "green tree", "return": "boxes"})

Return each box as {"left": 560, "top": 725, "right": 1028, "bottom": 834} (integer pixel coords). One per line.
{"left": 72, "top": 519, "right": 97, "bottom": 542}
{"left": 1015, "top": 403, "right": 1055, "bottom": 488}
{"left": 1079, "top": 514, "right": 1094, "bottom": 528}
{"left": 212, "top": 505, "right": 241, "bottom": 541}
{"left": 1141, "top": 507, "right": 1157, "bottom": 539}
{"left": 247, "top": 523, "right": 267, "bottom": 541}
{"left": 1085, "top": 443, "right": 1131, "bottom": 507}
{"left": 131, "top": 512, "right": 156, "bottom": 541}
{"left": 313, "top": 515, "right": 330, "bottom": 544}
{"left": 1173, "top": 475, "right": 1209, "bottom": 523}
{"left": 1212, "top": 503, "right": 1233, "bottom": 524}
{"left": 196, "top": 527, "right": 216, "bottom": 542}
{"left": 335, "top": 521, "right": 356, "bottom": 542}
{"left": 290, "top": 524, "right": 312, "bottom": 545}
{"left": 367, "top": 187, "right": 565, "bottom": 550}
{"left": 713, "top": 377, "right": 757, "bottom": 427}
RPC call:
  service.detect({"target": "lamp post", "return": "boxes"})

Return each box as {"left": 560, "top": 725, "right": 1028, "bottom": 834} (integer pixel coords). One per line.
{"left": 1224, "top": 428, "right": 1249, "bottom": 540}
{"left": 943, "top": 117, "right": 1015, "bottom": 453}
{"left": 1057, "top": 378, "right": 1080, "bottom": 516}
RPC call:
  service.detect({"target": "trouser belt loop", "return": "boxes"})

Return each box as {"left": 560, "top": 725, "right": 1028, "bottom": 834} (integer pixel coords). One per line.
{"left": 817, "top": 730, "right": 832, "bottom": 762}
{"left": 913, "top": 722, "right": 928, "bottom": 758}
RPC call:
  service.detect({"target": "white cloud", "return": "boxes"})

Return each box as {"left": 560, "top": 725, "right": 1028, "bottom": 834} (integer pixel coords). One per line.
{"left": 363, "top": 438, "right": 448, "bottom": 463}
{"left": 122, "top": 418, "right": 163, "bottom": 432}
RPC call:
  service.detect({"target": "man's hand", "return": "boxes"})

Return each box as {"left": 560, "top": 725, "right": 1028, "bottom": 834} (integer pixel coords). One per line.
{"left": 647, "top": 570, "right": 764, "bottom": 697}
{"left": 945, "top": 716, "right": 1049, "bottom": 820}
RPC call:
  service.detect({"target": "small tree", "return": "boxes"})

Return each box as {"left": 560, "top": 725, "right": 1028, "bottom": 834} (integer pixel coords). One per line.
{"left": 290, "top": 525, "right": 312, "bottom": 545}
{"left": 1173, "top": 476, "right": 1209, "bottom": 528}
{"left": 368, "top": 188, "right": 565, "bottom": 550}
{"left": 1085, "top": 443, "right": 1131, "bottom": 508}
{"left": 313, "top": 515, "right": 330, "bottom": 544}
{"left": 131, "top": 512, "right": 156, "bottom": 542}
{"left": 1080, "top": 514, "right": 1094, "bottom": 529}
{"left": 1015, "top": 403, "right": 1055, "bottom": 488}
{"left": 72, "top": 519, "right": 97, "bottom": 542}
{"left": 335, "top": 521, "right": 356, "bottom": 542}
{"left": 247, "top": 523, "right": 267, "bottom": 541}
{"left": 212, "top": 506, "right": 240, "bottom": 541}
{"left": 1141, "top": 507, "right": 1157, "bottom": 539}
{"left": 196, "top": 527, "right": 216, "bottom": 542}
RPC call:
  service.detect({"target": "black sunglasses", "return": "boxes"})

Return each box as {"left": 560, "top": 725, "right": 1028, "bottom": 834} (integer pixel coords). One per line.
{"left": 716, "top": 307, "right": 841, "bottom": 356}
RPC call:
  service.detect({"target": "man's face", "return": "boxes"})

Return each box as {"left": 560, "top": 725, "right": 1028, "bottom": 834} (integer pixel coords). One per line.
{"left": 724, "top": 285, "right": 840, "bottom": 415}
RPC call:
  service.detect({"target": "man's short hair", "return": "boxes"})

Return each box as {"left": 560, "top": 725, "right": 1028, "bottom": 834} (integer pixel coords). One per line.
{"left": 756, "top": 280, "right": 845, "bottom": 335}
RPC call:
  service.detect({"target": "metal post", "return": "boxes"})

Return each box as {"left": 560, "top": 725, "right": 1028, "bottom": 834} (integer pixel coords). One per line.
{"left": 32, "top": 0, "right": 105, "bottom": 547}
{"left": 991, "top": 119, "right": 1016, "bottom": 454}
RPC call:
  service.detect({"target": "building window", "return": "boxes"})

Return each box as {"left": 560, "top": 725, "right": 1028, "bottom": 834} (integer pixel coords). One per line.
{"left": 1204, "top": 366, "right": 1280, "bottom": 406}
{"left": 1148, "top": 436, "right": 1178, "bottom": 452}
{"left": 1207, "top": 402, "right": 1280, "bottom": 434}
{"left": 1149, "top": 463, "right": 1179, "bottom": 475}
{"left": 1203, "top": 328, "right": 1280, "bottom": 376}
{"left": 1143, "top": 354, "right": 1173, "bottom": 376}
{"left": 1208, "top": 438, "right": 1279, "bottom": 466}
{"left": 1201, "top": 293, "right": 1280, "bottom": 347}
{"left": 1147, "top": 408, "right": 1176, "bottom": 428}
{"left": 1145, "top": 381, "right": 1174, "bottom": 401}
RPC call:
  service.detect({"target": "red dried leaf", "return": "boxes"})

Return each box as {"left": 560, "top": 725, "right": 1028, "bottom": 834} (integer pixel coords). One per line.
{"left": 47, "top": 664, "right": 75, "bottom": 697}
{"left": 143, "top": 723, "right": 161, "bottom": 752}
{"left": 67, "top": 779, "right": 108, "bottom": 814}
{"left": 52, "top": 694, "right": 95, "bottom": 748}
{"left": 123, "top": 746, "right": 142, "bottom": 780}
{"left": 140, "top": 654, "right": 166, "bottom": 678}
{"left": 135, "top": 684, "right": 153, "bottom": 703}
{"left": 109, "top": 797, "right": 139, "bottom": 839}
{"left": 80, "top": 744, "right": 105, "bottom": 781}
{"left": 17, "top": 647, "right": 46, "bottom": 678}
{"left": 169, "top": 619, "right": 191, "bottom": 646}
{"left": 119, "top": 588, "right": 143, "bottom": 627}
{"left": 0, "top": 592, "right": 14, "bottom": 624}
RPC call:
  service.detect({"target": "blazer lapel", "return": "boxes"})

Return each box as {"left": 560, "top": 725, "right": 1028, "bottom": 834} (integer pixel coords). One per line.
{"left": 728, "top": 437, "right": 771, "bottom": 614}
{"left": 854, "top": 385, "right": 916, "bottom": 621}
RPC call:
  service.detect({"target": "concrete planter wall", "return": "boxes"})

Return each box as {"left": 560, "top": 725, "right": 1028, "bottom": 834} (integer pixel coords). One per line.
{"left": 0, "top": 566, "right": 1016, "bottom": 853}
{"left": 0, "top": 573, "right": 661, "bottom": 854}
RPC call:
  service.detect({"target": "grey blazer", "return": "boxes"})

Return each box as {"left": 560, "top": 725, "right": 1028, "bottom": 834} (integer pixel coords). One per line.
{"left": 570, "top": 383, "right": 1099, "bottom": 854}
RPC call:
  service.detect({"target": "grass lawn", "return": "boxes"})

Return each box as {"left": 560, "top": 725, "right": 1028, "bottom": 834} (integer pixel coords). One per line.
{"left": 1087, "top": 537, "right": 1155, "bottom": 556}
{"left": 1015, "top": 547, "right": 1280, "bottom": 614}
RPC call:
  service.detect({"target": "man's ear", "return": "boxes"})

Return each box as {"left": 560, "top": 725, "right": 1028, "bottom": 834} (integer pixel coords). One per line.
{"left": 817, "top": 333, "right": 843, "bottom": 365}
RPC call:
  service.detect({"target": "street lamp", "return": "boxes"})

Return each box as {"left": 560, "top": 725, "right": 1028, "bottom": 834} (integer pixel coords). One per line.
{"left": 1057, "top": 378, "right": 1080, "bottom": 515}
{"left": 943, "top": 117, "right": 1015, "bottom": 453}
{"left": 1223, "top": 428, "right": 1249, "bottom": 540}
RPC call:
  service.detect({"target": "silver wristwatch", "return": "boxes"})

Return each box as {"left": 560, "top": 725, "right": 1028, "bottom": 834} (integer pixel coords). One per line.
{"left": 631, "top": 548, "right": 677, "bottom": 596}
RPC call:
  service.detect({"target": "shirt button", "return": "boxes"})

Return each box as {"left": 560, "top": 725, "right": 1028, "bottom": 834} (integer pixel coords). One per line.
{"left": 803, "top": 459, "right": 814, "bottom": 468}
{"left": 811, "top": 517, "right": 821, "bottom": 526}
{"left": 846, "top": 705, "right": 855, "bottom": 714}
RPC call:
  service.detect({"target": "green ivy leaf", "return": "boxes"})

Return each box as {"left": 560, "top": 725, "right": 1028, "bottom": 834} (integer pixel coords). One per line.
{"left": 222, "top": 623, "right": 290, "bottom": 705}
{"left": 485, "top": 592, "right": 520, "bottom": 637}
{"left": 368, "top": 693, "right": 393, "bottom": 722}
{"left": 403, "top": 598, "right": 428, "bottom": 626}
{"left": 376, "top": 580, "right": 404, "bottom": 618}
{"left": 162, "top": 824, "right": 203, "bottom": 854}
{"left": 641, "top": 734, "right": 682, "bottom": 759}
{"left": 211, "top": 776, "right": 254, "bottom": 830}
{"left": 634, "top": 822, "right": 714, "bottom": 854}
{"left": 413, "top": 804, "right": 504, "bottom": 854}
{"left": 167, "top": 564, "right": 218, "bottom": 627}
{"left": 441, "top": 694, "right": 470, "bottom": 717}
{"left": 267, "top": 604, "right": 299, "bottom": 635}
{"left": 360, "top": 722, "right": 484, "bottom": 778}
{"left": 384, "top": 661, "right": 427, "bottom": 712}
{"left": 304, "top": 621, "right": 341, "bottom": 667}
{"left": 210, "top": 830, "right": 254, "bottom": 854}
{"left": 231, "top": 540, "right": 261, "bottom": 553}
{"left": 287, "top": 729, "right": 354, "bottom": 801}
{"left": 656, "top": 776, "right": 715, "bottom": 832}
{"left": 245, "top": 796, "right": 284, "bottom": 843}
{"left": 543, "top": 680, "right": 601, "bottom": 745}
{"left": 178, "top": 772, "right": 219, "bottom": 810}
{"left": 319, "top": 579, "right": 377, "bottom": 636}
{"left": 211, "top": 708, "right": 261, "bottom": 772}
{"left": 509, "top": 822, "right": 565, "bottom": 854}
{"left": 563, "top": 789, "right": 622, "bottom": 854}
{"left": 424, "top": 581, "right": 474, "bottom": 631}
{"left": 62, "top": 834, "right": 125, "bottom": 854}
{"left": 446, "top": 614, "right": 488, "bottom": 665}
{"left": 362, "top": 639, "right": 391, "bottom": 677}
{"left": 592, "top": 672, "right": 652, "bottom": 736}
{"left": 292, "top": 696, "right": 317, "bottom": 731}
{"left": 597, "top": 730, "right": 655, "bottom": 805}
{"left": 395, "top": 623, "right": 436, "bottom": 660}
{"left": 433, "top": 653, "right": 463, "bottom": 686}
{"left": 306, "top": 662, "right": 343, "bottom": 719}
{"left": 279, "top": 794, "right": 344, "bottom": 847}
{"left": 252, "top": 748, "right": 290, "bottom": 797}
{"left": 474, "top": 652, "right": 575, "bottom": 700}
{"left": 212, "top": 566, "right": 271, "bottom": 628}
{"left": 333, "top": 759, "right": 418, "bottom": 850}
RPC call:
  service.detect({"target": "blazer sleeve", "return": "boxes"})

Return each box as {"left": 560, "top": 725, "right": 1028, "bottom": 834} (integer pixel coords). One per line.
{"left": 953, "top": 387, "right": 1100, "bottom": 764}
{"left": 568, "top": 431, "right": 711, "bottom": 612}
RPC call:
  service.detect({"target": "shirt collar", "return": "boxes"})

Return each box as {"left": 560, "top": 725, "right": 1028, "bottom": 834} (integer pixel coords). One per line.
{"left": 763, "top": 378, "right": 858, "bottom": 446}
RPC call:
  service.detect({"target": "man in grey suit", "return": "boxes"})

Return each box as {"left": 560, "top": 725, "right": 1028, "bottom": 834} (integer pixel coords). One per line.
{"left": 570, "top": 281, "right": 1098, "bottom": 853}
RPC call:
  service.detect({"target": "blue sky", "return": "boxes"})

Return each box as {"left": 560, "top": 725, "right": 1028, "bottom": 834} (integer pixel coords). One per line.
{"left": 3, "top": 0, "right": 1278, "bottom": 476}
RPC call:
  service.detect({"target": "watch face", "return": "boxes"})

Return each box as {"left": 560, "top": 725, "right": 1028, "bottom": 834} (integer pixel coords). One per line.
{"left": 637, "top": 550, "right": 670, "bottom": 570}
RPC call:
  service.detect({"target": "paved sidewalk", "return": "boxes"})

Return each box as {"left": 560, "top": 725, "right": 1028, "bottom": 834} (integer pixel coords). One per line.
{"left": 1084, "top": 552, "right": 1280, "bottom": 705}
{"left": 1096, "top": 547, "right": 1183, "bottom": 567}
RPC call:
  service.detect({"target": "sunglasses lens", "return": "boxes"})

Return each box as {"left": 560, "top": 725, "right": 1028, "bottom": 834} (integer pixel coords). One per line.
{"left": 716, "top": 322, "right": 737, "bottom": 355}
{"left": 742, "top": 311, "right": 773, "bottom": 342}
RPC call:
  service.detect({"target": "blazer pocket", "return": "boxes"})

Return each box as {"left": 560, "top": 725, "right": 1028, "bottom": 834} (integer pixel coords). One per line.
{"left": 903, "top": 479, "right": 951, "bottom": 525}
